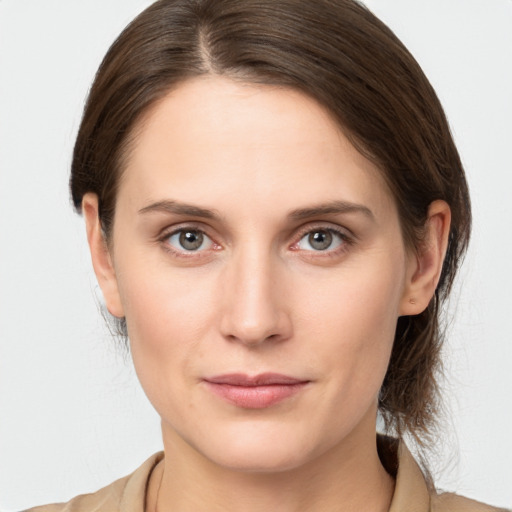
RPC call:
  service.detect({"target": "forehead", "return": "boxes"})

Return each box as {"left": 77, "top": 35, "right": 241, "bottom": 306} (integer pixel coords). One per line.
{"left": 120, "top": 76, "right": 397, "bottom": 222}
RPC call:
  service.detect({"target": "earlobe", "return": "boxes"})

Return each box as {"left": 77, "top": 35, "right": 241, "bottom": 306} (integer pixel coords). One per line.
{"left": 82, "top": 193, "right": 125, "bottom": 318}
{"left": 400, "top": 200, "right": 451, "bottom": 316}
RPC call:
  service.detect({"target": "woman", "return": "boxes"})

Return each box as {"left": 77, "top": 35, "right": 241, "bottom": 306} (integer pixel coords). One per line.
{"left": 14, "top": 0, "right": 508, "bottom": 510}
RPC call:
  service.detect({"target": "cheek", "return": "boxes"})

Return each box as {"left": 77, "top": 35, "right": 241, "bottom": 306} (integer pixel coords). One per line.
{"left": 115, "top": 263, "right": 220, "bottom": 392}
{"left": 119, "top": 261, "right": 216, "bottom": 334}
{"left": 294, "top": 251, "right": 405, "bottom": 389}
{"left": 297, "top": 249, "right": 404, "bottom": 333}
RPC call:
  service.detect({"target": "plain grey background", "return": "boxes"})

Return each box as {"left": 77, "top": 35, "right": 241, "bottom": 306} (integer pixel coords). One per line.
{"left": 0, "top": 1, "right": 511, "bottom": 510}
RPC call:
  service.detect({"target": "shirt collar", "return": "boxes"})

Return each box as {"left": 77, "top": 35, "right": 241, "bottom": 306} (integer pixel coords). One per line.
{"left": 383, "top": 437, "right": 431, "bottom": 512}
{"left": 120, "top": 452, "right": 164, "bottom": 512}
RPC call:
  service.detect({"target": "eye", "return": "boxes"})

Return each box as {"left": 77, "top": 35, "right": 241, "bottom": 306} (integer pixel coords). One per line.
{"left": 296, "top": 229, "right": 346, "bottom": 252}
{"left": 166, "top": 229, "right": 213, "bottom": 252}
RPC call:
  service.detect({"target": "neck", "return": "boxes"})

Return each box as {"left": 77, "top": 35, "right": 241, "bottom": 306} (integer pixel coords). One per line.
{"left": 149, "top": 418, "right": 394, "bottom": 512}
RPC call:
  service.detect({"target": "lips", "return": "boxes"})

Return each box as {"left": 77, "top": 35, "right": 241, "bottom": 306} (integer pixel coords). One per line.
{"left": 203, "top": 373, "right": 310, "bottom": 409}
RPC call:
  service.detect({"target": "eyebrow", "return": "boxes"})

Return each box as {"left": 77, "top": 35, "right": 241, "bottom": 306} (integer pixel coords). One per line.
{"left": 288, "top": 200, "right": 375, "bottom": 221}
{"left": 138, "top": 199, "right": 374, "bottom": 222}
{"left": 138, "top": 200, "right": 220, "bottom": 220}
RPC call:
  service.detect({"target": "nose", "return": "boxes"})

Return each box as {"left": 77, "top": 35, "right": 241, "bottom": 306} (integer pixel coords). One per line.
{"left": 219, "top": 247, "right": 293, "bottom": 347}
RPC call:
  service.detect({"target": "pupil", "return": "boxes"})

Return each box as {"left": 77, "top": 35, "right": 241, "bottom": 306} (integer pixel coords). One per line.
{"left": 180, "top": 231, "right": 203, "bottom": 250}
{"left": 309, "top": 230, "right": 332, "bottom": 250}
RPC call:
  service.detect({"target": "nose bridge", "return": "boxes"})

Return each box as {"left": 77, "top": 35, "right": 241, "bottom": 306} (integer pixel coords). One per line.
{"left": 220, "top": 241, "right": 291, "bottom": 345}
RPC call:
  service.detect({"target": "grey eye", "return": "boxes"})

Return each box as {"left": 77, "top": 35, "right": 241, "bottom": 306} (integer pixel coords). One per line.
{"left": 180, "top": 231, "right": 203, "bottom": 250}
{"left": 308, "top": 230, "right": 333, "bottom": 250}
{"left": 297, "top": 229, "right": 344, "bottom": 251}
{"left": 167, "top": 230, "right": 212, "bottom": 252}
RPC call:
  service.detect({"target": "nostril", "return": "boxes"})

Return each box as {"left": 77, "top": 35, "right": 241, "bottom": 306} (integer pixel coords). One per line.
{"left": 222, "top": 325, "right": 289, "bottom": 347}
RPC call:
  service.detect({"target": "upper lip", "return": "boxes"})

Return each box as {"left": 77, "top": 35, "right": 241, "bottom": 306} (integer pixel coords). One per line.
{"left": 204, "top": 373, "right": 309, "bottom": 386}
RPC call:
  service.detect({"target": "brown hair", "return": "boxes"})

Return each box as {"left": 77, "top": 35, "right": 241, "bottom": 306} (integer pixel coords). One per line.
{"left": 71, "top": 0, "right": 471, "bottom": 449}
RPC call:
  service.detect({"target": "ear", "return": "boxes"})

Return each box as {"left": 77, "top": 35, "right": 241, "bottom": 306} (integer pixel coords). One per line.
{"left": 399, "top": 200, "right": 451, "bottom": 316}
{"left": 82, "top": 193, "right": 125, "bottom": 318}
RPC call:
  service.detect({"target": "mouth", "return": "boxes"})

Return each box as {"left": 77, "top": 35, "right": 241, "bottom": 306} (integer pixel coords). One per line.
{"left": 203, "top": 373, "right": 311, "bottom": 409}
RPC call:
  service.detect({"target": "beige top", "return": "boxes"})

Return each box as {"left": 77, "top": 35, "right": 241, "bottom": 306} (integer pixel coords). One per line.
{"left": 25, "top": 440, "right": 509, "bottom": 512}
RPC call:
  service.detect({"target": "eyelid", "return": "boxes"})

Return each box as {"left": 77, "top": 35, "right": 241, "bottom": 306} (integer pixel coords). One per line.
{"left": 157, "top": 223, "right": 221, "bottom": 257}
{"left": 155, "top": 221, "right": 355, "bottom": 259}
{"left": 157, "top": 219, "right": 208, "bottom": 237}
{"left": 292, "top": 222, "right": 354, "bottom": 242}
{"left": 289, "top": 223, "right": 355, "bottom": 254}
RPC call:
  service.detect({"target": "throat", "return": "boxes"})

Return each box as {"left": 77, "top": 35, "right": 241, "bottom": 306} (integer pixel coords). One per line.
{"left": 148, "top": 447, "right": 395, "bottom": 512}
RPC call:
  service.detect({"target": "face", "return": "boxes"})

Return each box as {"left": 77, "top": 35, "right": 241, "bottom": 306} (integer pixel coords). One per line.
{"left": 91, "top": 76, "right": 419, "bottom": 473}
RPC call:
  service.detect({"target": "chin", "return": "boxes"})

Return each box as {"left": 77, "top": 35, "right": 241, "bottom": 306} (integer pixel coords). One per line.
{"left": 208, "top": 443, "right": 311, "bottom": 474}
{"left": 189, "top": 421, "right": 325, "bottom": 474}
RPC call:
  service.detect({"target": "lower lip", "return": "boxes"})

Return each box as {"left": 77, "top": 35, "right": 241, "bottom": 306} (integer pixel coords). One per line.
{"left": 204, "top": 382, "right": 308, "bottom": 409}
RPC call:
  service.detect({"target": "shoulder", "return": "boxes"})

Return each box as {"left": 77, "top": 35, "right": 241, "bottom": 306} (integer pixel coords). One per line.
{"left": 23, "top": 452, "right": 164, "bottom": 512}
{"left": 432, "top": 492, "right": 510, "bottom": 512}
{"left": 381, "top": 436, "right": 509, "bottom": 512}
{"left": 23, "top": 475, "right": 127, "bottom": 512}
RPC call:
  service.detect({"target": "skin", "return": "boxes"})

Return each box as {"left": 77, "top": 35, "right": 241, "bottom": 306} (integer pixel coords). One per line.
{"left": 84, "top": 76, "right": 450, "bottom": 512}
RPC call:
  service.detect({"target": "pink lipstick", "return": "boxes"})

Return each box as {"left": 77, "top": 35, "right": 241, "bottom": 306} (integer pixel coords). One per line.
{"left": 203, "top": 373, "right": 309, "bottom": 409}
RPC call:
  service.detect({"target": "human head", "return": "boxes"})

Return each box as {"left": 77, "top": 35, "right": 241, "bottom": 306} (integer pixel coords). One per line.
{"left": 70, "top": 0, "right": 471, "bottom": 446}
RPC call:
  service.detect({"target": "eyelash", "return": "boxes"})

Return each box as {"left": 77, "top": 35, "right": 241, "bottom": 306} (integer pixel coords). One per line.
{"left": 291, "top": 225, "right": 354, "bottom": 258}
{"left": 158, "top": 224, "right": 220, "bottom": 259}
{"left": 157, "top": 224, "right": 354, "bottom": 259}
